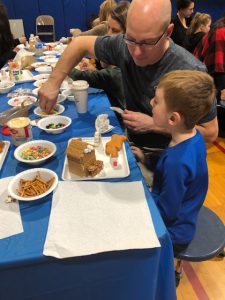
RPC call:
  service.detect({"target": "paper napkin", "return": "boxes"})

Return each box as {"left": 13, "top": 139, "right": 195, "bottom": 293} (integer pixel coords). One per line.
{"left": 0, "top": 177, "right": 23, "bottom": 239}
{"left": 44, "top": 181, "right": 160, "bottom": 258}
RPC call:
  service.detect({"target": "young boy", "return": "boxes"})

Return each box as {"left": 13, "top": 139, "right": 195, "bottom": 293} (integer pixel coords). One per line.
{"left": 131, "top": 70, "right": 216, "bottom": 255}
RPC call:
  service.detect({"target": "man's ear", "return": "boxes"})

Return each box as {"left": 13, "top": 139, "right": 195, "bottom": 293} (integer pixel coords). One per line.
{"left": 166, "top": 23, "right": 174, "bottom": 38}
{"left": 168, "top": 112, "right": 181, "bottom": 125}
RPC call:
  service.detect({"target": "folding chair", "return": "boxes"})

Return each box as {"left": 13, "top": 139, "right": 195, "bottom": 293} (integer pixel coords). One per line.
{"left": 36, "top": 15, "right": 55, "bottom": 42}
{"left": 175, "top": 206, "right": 225, "bottom": 286}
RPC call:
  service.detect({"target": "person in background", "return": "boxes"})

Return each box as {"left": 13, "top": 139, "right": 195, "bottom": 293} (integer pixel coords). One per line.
{"left": 131, "top": 70, "right": 215, "bottom": 257}
{"left": 38, "top": 0, "right": 218, "bottom": 187}
{"left": 0, "top": 4, "right": 26, "bottom": 69}
{"left": 183, "top": 12, "right": 211, "bottom": 53}
{"left": 69, "top": 1, "right": 130, "bottom": 108}
{"left": 70, "top": 0, "right": 116, "bottom": 37}
{"left": 171, "top": 0, "right": 195, "bottom": 46}
{"left": 194, "top": 13, "right": 225, "bottom": 102}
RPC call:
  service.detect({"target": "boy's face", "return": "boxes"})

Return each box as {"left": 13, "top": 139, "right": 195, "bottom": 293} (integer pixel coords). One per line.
{"left": 150, "top": 87, "right": 171, "bottom": 128}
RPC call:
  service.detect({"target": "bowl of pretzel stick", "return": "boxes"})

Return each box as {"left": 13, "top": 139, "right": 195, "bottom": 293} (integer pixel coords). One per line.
{"left": 8, "top": 168, "right": 58, "bottom": 201}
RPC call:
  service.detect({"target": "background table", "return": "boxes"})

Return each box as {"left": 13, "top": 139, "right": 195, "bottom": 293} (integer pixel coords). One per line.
{"left": 0, "top": 79, "right": 176, "bottom": 300}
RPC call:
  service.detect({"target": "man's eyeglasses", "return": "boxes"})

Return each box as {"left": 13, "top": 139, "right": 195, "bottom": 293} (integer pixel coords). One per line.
{"left": 124, "top": 30, "right": 166, "bottom": 49}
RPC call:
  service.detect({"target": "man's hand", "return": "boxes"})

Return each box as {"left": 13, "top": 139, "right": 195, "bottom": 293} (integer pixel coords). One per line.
{"left": 122, "top": 109, "right": 154, "bottom": 133}
{"left": 38, "top": 80, "right": 60, "bottom": 113}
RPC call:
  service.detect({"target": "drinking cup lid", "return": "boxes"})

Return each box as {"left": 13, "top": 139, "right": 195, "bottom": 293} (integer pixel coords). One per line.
{"left": 72, "top": 80, "right": 89, "bottom": 90}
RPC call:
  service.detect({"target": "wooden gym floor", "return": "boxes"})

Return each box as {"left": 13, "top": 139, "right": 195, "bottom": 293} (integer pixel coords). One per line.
{"left": 177, "top": 137, "right": 225, "bottom": 300}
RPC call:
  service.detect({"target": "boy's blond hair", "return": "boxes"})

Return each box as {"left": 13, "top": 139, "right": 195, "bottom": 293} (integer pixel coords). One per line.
{"left": 158, "top": 70, "right": 216, "bottom": 129}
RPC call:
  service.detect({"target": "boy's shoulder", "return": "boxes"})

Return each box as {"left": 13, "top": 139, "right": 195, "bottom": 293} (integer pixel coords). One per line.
{"left": 163, "top": 131, "right": 206, "bottom": 167}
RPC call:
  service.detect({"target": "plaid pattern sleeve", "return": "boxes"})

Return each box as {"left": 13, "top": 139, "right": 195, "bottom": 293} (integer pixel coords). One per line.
{"left": 193, "top": 28, "right": 225, "bottom": 74}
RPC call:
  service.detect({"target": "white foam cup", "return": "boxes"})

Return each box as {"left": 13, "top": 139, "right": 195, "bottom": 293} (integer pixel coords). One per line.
{"left": 71, "top": 80, "right": 89, "bottom": 113}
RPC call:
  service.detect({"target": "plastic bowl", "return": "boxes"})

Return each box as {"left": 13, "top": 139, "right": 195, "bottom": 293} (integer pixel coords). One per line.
{"left": 62, "top": 89, "right": 74, "bottom": 101}
{"left": 35, "top": 66, "right": 52, "bottom": 74}
{"left": 14, "top": 139, "right": 57, "bottom": 165}
{"left": 33, "top": 104, "right": 65, "bottom": 117}
{"left": 0, "top": 81, "right": 15, "bottom": 94}
{"left": 33, "top": 73, "right": 50, "bottom": 81}
{"left": 33, "top": 78, "right": 48, "bottom": 88}
{"left": 37, "top": 115, "right": 72, "bottom": 134}
{"left": 8, "top": 168, "right": 58, "bottom": 201}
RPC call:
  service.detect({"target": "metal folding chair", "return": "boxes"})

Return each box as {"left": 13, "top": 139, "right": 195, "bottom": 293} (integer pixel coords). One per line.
{"left": 36, "top": 15, "right": 55, "bottom": 42}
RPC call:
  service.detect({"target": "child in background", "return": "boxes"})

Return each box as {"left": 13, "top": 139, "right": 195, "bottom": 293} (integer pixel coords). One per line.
{"left": 184, "top": 12, "right": 211, "bottom": 53}
{"left": 131, "top": 70, "right": 215, "bottom": 256}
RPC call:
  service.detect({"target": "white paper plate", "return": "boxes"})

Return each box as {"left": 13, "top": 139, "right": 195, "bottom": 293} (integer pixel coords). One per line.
{"left": 34, "top": 104, "right": 65, "bottom": 117}
{"left": 8, "top": 95, "right": 37, "bottom": 107}
{"left": 62, "top": 137, "right": 130, "bottom": 180}
{"left": 39, "top": 55, "right": 56, "bottom": 60}
{"left": 0, "top": 141, "right": 10, "bottom": 170}
{"left": 33, "top": 79, "right": 48, "bottom": 88}
{"left": 43, "top": 50, "right": 60, "bottom": 56}
{"left": 33, "top": 73, "right": 50, "bottom": 81}
{"left": 44, "top": 57, "right": 58, "bottom": 64}
{"left": 35, "top": 66, "right": 52, "bottom": 74}
{"left": 31, "top": 62, "right": 49, "bottom": 68}
{"left": 32, "top": 87, "right": 39, "bottom": 96}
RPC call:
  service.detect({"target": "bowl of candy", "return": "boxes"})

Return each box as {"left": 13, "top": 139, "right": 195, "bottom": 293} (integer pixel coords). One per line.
{"left": 33, "top": 104, "right": 65, "bottom": 117}
{"left": 0, "top": 81, "right": 15, "bottom": 94}
{"left": 14, "top": 140, "right": 57, "bottom": 165}
{"left": 37, "top": 115, "right": 72, "bottom": 134}
{"left": 8, "top": 168, "right": 58, "bottom": 201}
{"left": 62, "top": 88, "right": 74, "bottom": 101}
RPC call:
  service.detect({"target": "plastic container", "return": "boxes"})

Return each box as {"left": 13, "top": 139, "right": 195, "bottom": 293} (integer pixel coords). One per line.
{"left": 35, "top": 43, "right": 44, "bottom": 57}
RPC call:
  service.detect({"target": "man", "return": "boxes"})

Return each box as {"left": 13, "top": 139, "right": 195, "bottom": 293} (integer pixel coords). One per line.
{"left": 39, "top": 0, "right": 218, "bottom": 150}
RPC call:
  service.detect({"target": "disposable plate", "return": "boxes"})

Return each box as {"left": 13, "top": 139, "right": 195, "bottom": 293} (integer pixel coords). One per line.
{"left": 0, "top": 141, "right": 10, "bottom": 170}
{"left": 62, "top": 137, "right": 130, "bottom": 181}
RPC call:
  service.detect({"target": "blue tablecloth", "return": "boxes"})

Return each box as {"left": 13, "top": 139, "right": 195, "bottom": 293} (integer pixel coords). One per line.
{"left": 0, "top": 79, "right": 176, "bottom": 300}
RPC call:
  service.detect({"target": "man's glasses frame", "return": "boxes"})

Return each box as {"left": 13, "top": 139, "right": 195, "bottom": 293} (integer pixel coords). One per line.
{"left": 124, "top": 30, "right": 167, "bottom": 49}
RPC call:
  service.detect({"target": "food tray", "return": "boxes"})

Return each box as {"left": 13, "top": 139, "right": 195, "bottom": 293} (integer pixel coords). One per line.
{"left": 0, "top": 141, "right": 10, "bottom": 170}
{"left": 62, "top": 137, "right": 130, "bottom": 180}
{"left": 0, "top": 70, "right": 34, "bottom": 84}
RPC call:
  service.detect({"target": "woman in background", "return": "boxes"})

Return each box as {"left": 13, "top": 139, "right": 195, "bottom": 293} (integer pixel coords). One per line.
{"left": 70, "top": 0, "right": 117, "bottom": 37}
{"left": 0, "top": 2, "right": 26, "bottom": 69}
{"left": 184, "top": 12, "right": 211, "bottom": 53}
{"left": 69, "top": 1, "right": 130, "bottom": 109}
{"left": 171, "top": 0, "right": 196, "bottom": 46}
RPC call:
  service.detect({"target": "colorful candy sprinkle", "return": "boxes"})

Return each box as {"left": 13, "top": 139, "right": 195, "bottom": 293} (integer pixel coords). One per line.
{"left": 21, "top": 145, "right": 51, "bottom": 160}
{"left": 46, "top": 123, "right": 65, "bottom": 129}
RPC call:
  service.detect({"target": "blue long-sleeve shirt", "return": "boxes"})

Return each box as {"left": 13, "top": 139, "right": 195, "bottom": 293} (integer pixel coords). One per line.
{"left": 151, "top": 130, "right": 208, "bottom": 244}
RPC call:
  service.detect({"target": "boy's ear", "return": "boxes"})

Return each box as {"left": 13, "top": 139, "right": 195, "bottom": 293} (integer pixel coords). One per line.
{"left": 168, "top": 112, "right": 181, "bottom": 125}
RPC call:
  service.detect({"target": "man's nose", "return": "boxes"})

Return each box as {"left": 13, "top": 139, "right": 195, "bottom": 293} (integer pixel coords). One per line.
{"left": 132, "top": 45, "right": 143, "bottom": 57}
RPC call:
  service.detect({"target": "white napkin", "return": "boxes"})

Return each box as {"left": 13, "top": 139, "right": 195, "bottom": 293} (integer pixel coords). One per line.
{"left": 43, "top": 181, "right": 160, "bottom": 258}
{"left": 0, "top": 177, "right": 23, "bottom": 239}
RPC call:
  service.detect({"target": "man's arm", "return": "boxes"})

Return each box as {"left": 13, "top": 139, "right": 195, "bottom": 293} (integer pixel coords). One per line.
{"left": 196, "top": 116, "right": 218, "bottom": 143}
{"left": 38, "top": 36, "right": 97, "bottom": 113}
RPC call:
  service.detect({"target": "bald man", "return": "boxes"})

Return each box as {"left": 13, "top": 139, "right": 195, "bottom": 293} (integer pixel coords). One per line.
{"left": 39, "top": 0, "right": 218, "bottom": 151}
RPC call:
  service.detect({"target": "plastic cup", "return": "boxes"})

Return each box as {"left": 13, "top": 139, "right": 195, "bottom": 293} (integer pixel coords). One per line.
{"left": 71, "top": 80, "right": 89, "bottom": 113}
{"left": 7, "top": 117, "right": 33, "bottom": 146}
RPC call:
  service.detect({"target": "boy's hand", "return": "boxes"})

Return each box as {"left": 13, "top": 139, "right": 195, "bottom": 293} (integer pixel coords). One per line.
{"left": 131, "top": 146, "right": 145, "bottom": 164}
